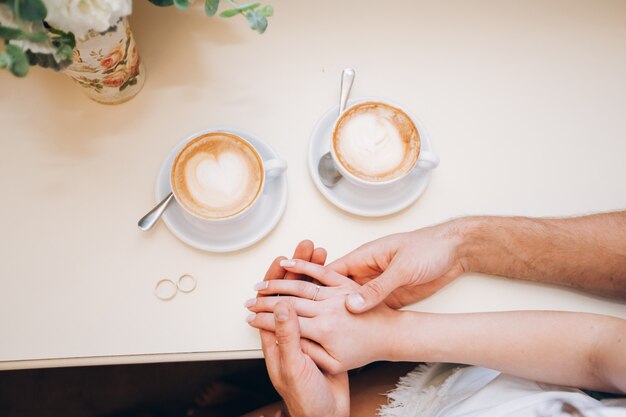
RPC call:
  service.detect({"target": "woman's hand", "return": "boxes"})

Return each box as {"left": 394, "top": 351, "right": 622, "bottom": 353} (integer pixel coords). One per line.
{"left": 247, "top": 260, "right": 401, "bottom": 373}
{"left": 261, "top": 301, "right": 349, "bottom": 417}
{"left": 327, "top": 220, "right": 468, "bottom": 313}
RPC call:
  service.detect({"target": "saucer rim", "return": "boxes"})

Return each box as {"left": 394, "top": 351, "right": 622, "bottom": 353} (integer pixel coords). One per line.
{"left": 155, "top": 127, "right": 288, "bottom": 253}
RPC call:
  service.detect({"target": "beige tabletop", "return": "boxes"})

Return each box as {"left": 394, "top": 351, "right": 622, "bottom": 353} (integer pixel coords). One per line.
{"left": 1, "top": 0, "right": 625, "bottom": 370}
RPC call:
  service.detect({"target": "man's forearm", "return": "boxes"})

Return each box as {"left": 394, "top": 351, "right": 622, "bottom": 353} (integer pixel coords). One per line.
{"left": 388, "top": 310, "right": 626, "bottom": 394}
{"left": 454, "top": 212, "right": 626, "bottom": 298}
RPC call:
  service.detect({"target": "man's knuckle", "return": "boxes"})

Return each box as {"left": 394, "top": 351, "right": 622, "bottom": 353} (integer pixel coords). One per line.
{"left": 366, "top": 279, "right": 387, "bottom": 297}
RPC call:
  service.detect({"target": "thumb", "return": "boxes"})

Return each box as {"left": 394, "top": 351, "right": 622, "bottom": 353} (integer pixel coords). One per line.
{"left": 346, "top": 263, "right": 401, "bottom": 313}
{"left": 274, "top": 301, "right": 303, "bottom": 365}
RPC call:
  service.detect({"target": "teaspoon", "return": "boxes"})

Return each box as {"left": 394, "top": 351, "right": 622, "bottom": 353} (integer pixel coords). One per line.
{"left": 318, "top": 68, "right": 355, "bottom": 187}
{"left": 137, "top": 192, "right": 174, "bottom": 231}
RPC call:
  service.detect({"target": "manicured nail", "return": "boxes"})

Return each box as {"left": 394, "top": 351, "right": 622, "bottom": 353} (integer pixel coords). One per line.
{"left": 244, "top": 298, "right": 257, "bottom": 308}
{"left": 245, "top": 313, "right": 256, "bottom": 323}
{"left": 347, "top": 293, "right": 365, "bottom": 309}
{"left": 274, "top": 304, "right": 289, "bottom": 322}
{"left": 280, "top": 259, "right": 296, "bottom": 268}
{"left": 254, "top": 281, "right": 269, "bottom": 291}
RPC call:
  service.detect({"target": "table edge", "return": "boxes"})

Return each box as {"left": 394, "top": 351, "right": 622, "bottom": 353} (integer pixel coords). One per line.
{"left": 0, "top": 349, "right": 264, "bottom": 371}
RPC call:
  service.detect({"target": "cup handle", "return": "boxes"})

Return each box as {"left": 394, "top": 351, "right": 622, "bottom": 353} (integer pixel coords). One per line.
{"left": 264, "top": 158, "right": 288, "bottom": 179}
{"left": 416, "top": 150, "right": 440, "bottom": 170}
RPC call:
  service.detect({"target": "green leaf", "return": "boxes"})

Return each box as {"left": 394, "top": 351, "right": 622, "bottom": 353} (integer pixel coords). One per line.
{"left": 11, "top": 0, "right": 47, "bottom": 22}
{"left": 0, "top": 52, "right": 11, "bottom": 69}
{"left": 245, "top": 9, "right": 267, "bottom": 33}
{"left": 258, "top": 5, "right": 273, "bottom": 17}
{"left": 0, "top": 26, "right": 48, "bottom": 43}
{"left": 0, "top": 26, "right": 23, "bottom": 40}
{"left": 49, "top": 27, "right": 76, "bottom": 52}
{"left": 219, "top": 8, "right": 239, "bottom": 17}
{"left": 147, "top": 0, "right": 174, "bottom": 7}
{"left": 25, "top": 30, "right": 47, "bottom": 42}
{"left": 204, "top": 0, "right": 218, "bottom": 16}
{"left": 220, "top": 1, "right": 259, "bottom": 17}
{"left": 55, "top": 44, "right": 73, "bottom": 61}
{"left": 5, "top": 44, "right": 29, "bottom": 76}
{"left": 173, "top": 0, "right": 188, "bottom": 10}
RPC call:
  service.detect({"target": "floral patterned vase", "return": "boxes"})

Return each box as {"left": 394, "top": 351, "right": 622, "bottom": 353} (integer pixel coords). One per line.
{"left": 63, "top": 18, "right": 145, "bottom": 105}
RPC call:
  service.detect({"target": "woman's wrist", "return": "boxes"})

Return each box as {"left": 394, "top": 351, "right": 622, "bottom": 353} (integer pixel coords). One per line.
{"left": 373, "top": 308, "right": 405, "bottom": 362}
{"left": 383, "top": 311, "right": 444, "bottom": 363}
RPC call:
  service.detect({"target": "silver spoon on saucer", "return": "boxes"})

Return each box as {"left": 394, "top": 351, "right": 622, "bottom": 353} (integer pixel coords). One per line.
{"left": 137, "top": 192, "right": 174, "bottom": 231}
{"left": 318, "top": 68, "right": 355, "bottom": 187}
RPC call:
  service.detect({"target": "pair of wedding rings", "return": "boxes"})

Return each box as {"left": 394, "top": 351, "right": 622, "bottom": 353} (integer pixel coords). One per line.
{"left": 155, "top": 274, "right": 197, "bottom": 301}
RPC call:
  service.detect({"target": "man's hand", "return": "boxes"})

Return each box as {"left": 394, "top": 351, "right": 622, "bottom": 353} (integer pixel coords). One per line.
{"left": 261, "top": 301, "right": 349, "bottom": 417}
{"left": 328, "top": 220, "right": 467, "bottom": 313}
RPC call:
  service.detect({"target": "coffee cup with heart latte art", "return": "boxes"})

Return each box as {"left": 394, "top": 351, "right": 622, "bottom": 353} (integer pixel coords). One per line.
{"left": 171, "top": 132, "right": 287, "bottom": 222}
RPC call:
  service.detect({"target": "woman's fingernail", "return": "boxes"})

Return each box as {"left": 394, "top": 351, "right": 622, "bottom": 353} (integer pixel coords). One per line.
{"left": 347, "top": 293, "right": 365, "bottom": 309}
{"left": 245, "top": 313, "right": 256, "bottom": 323}
{"left": 244, "top": 298, "right": 257, "bottom": 308}
{"left": 279, "top": 259, "right": 296, "bottom": 268}
{"left": 254, "top": 281, "right": 269, "bottom": 291}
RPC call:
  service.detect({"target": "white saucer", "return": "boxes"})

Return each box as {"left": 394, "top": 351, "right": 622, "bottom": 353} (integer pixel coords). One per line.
{"left": 156, "top": 128, "right": 288, "bottom": 253}
{"left": 308, "top": 97, "right": 437, "bottom": 217}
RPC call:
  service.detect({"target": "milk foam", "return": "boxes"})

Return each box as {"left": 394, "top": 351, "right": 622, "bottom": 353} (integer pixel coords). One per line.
{"left": 186, "top": 151, "right": 252, "bottom": 209}
{"left": 172, "top": 134, "right": 262, "bottom": 219}
{"left": 335, "top": 104, "right": 418, "bottom": 181}
{"left": 338, "top": 112, "right": 405, "bottom": 177}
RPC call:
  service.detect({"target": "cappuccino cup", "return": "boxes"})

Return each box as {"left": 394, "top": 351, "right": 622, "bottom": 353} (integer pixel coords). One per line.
{"left": 331, "top": 100, "right": 439, "bottom": 188}
{"left": 170, "top": 131, "right": 287, "bottom": 223}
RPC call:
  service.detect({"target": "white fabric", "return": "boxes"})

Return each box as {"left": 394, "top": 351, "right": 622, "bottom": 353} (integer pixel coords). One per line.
{"left": 378, "top": 364, "right": 626, "bottom": 417}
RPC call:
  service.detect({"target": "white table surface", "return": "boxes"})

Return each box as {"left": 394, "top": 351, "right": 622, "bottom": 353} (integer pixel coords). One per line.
{"left": 1, "top": 0, "right": 625, "bottom": 370}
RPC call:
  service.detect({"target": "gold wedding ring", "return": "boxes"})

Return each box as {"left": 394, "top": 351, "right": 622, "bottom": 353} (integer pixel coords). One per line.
{"left": 177, "top": 274, "right": 197, "bottom": 293}
{"left": 155, "top": 279, "right": 178, "bottom": 301}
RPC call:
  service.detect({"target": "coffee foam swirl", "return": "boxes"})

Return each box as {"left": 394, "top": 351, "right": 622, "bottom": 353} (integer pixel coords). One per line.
{"left": 172, "top": 133, "right": 263, "bottom": 219}
{"left": 333, "top": 102, "right": 420, "bottom": 182}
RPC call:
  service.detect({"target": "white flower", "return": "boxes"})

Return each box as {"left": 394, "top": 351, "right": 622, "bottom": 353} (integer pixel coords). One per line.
{"left": 42, "top": 0, "right": 132, "bottom": 39}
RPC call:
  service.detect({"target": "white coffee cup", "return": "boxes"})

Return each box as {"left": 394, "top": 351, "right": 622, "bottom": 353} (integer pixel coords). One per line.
{"left": 170, "top": 131, "right": 287, "bottom": 224}
{"left": 330, "top": 98, "right": 439, "bottom": 189}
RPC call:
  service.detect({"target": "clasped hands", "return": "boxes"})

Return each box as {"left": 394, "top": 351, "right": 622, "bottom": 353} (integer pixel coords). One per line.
{"left": 247, "top": 245, "right": 399, "bottom": 374}
{"left": 245, "top": 240, "right": 391, "bottom": 417}
{"left": 244, "top": 226, "right": 465, "bottom": 417}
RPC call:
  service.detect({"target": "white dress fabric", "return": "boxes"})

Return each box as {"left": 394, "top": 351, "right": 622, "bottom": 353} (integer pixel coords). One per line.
{"left": 378, "top": 363, "right": 626, "bottom": 417}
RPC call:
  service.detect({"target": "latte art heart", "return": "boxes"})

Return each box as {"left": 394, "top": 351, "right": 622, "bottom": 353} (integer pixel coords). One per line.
{"left": 171, "top": 133, "right": 263, "bottom": 219}
{"left": 333, "top": 102, "right": 420, "bottom": 182}
{"left": 195, "top": 152, "right": 248, "bottom": 196}
{"left": 189, "top": 151, "right": 252, "bottom": 209}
